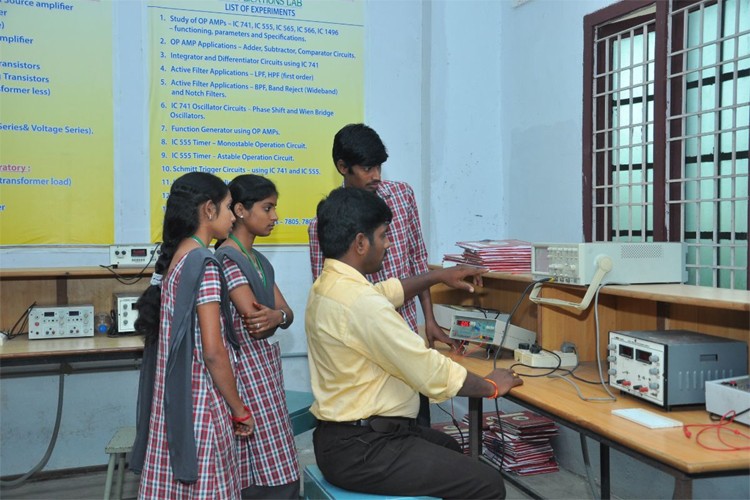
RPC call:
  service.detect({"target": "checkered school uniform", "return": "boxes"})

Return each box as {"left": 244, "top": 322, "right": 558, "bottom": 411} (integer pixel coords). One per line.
{"left": 138, "top": 257, "right": 241, "bottom": 500}
{"left": 308, "top": 180, "right": 430, "bottom": 331}
{"left": 222, "top": 256, "right": 299, "bottom": 489}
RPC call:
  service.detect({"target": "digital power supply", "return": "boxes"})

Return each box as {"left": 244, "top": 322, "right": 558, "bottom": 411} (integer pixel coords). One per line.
{"left": 433, "top": 304, "right": 536, "bottom": 350}
{"left": 28, "top": 305, "right": 95, "bottom": 339}
{"left": 531, "top": 242, "right": 686, "bottom": 285}
{"left": 608, "top": 330, "right": 748, "bottom": 410}
{"left": 109, "top": 243, "right": 161, "bottom": 268}
{"left": 114, "top": 293, "right": 140, "bottom": 333}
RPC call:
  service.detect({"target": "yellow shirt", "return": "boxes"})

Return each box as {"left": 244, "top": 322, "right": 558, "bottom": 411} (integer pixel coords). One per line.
{"left": 305, "top": 259, "right": 468, "bottom": 421}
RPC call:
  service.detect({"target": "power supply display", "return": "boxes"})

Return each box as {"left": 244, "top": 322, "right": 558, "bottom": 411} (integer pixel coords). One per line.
{"left": 109, "top": 243, "right": 160, "bottom": 268}
{"left": 28, "top": 305, "right": 95, "bottom": 340}
{"left": 608, "top": 330, "right": 748, "bottom": 410}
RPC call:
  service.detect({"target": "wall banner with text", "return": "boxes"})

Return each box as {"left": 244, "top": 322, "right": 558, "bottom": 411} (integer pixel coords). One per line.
{"left": 0, "top": 0, "right": 114, "bottom": 245}
{"left": 148, "top": 0, "right": 364, "bottom": 244}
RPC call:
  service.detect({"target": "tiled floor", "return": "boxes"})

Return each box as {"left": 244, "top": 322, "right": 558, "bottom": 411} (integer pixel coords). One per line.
{"left": 1, "top": 428, "right": 597, "bottom": 499}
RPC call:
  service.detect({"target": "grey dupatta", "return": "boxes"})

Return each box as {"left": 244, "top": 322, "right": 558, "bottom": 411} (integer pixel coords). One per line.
{"left": 131, "top": 248, "right": 237, "bottom": 483}
{"left": 214, "top": 245, "right": 276, "bottom": 310}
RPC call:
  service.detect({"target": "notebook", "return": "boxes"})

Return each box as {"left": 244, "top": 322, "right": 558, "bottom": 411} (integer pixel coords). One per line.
{"left": 611, "top": 408, "right": 682, "bottom": 429}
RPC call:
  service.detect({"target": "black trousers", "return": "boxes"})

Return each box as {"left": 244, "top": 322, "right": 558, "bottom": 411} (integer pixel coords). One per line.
{"left": 313, "top": 418, "right": 506, "bottom": 500}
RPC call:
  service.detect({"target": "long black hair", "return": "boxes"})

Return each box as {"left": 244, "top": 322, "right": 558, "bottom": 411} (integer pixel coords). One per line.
{"left": 135, "top": 172, "right": 229, "bottom": 345}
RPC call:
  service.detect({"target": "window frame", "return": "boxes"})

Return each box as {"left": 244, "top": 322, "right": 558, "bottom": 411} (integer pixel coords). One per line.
{"left": 582, "top": 0, "right": 749, "bottom": 289}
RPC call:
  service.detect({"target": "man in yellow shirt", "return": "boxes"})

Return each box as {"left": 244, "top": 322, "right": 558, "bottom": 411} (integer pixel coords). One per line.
{"left": 305, "top": 187, "right": 523, "bottom": 499}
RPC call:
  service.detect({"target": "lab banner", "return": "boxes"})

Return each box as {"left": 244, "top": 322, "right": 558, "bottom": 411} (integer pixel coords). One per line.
{"left": 148, "top": 0, "right": 364, "bottom": 244}
{"left": 0, "top": 0, "right": 114, "bottom": 245}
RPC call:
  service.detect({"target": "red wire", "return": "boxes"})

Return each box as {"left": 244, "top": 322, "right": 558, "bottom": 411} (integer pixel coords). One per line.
{"left": 682, "top": 410, "right": 750, "bottom": 451}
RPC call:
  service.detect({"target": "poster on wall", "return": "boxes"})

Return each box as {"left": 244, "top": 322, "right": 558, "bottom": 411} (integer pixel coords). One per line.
{"left": 0, "top": 0, "right": 114, "bottom": 245}
{"left": 148, "top": 0, "right": 364, "bottom": 244}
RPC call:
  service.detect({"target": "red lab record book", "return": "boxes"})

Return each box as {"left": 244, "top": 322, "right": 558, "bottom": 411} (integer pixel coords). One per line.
{"left": 444, "top": 239, "right": 532, "bottom": 273}
{"left": 491, "top": 410, "right": 559, "bottom": 436}
{"left": 431, "top": 420, "right": 470, "bottom": 455}
{"left": 462, "top": 411, "right": 560, "bottom": 476}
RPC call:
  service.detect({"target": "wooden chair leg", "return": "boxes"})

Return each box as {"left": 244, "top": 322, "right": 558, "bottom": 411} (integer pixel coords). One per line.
{"left": 103, "top": 453, "right": 116, "bottom": 500}
{"left": 115, "top": 453, "right": 126, "bottom": 499}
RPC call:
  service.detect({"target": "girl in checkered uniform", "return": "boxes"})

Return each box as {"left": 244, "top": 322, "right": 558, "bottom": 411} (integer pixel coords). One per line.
{"left": 215, "top": 175, "right": 299, "bottom": 499}
{"left": 132, "top": 172, "right": 254, "bottom": 499}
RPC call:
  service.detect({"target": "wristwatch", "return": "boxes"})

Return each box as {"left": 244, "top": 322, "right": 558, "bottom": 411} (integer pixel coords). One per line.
{"left": 279, "top": 309, "right": 288, "bottom": 327}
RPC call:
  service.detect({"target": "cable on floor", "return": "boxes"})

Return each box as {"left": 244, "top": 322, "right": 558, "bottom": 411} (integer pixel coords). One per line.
{"left": 0, "top": 368, "right": 66, "bottom": 489}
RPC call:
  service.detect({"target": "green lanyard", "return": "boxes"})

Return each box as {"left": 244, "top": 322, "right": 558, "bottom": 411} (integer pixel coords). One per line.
{"left": 190, "top": 235, "right": 207, "bottom": 248}
{"left": 229, "top": 233, "right": 267, "bottom": 287}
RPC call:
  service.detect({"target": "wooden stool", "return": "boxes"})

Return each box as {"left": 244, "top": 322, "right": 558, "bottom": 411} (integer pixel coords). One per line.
{"left": 303, "top": 464, "right": 437, "bottom": 500}
{"left": 103, "top": 426, "right": 135, "bottom": 500}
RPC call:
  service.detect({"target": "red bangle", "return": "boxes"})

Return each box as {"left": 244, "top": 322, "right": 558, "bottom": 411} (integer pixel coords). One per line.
{"left": 231, "top": 405, "right": 252, "bottom": 423}
{"left": 484, "top": 378, "right": 499, "bottom": 399}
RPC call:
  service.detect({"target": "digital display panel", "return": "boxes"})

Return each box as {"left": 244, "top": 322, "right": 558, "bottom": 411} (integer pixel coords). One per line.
{"left": 456, "top": 320, "right": 472, "bottom": 327}
{"left": 44, "top": 311, "right": 55, "bottom": 317}
{"left": 68, "top": 311, "right": 80, "bottom": 316}
{"left": 636, "top": 349, "right": 651, "bottom": 364}
{"left": 131, "top": 248, "right": 148, "bottom": 257}
{"left": 619, "top": 345, "right": 634, "bottom": 359}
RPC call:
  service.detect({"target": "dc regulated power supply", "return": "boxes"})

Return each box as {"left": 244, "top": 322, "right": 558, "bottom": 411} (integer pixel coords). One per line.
{"left": 608, "top": 330, "right": 748, "bottom": 410}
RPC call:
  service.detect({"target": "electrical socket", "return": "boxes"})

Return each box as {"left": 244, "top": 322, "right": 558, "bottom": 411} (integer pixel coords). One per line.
{"left": 561, "top": 341, "right": 577, "bottom": 353}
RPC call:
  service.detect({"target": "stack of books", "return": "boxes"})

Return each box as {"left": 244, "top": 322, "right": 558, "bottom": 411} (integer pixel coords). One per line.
{"left": 431, "top": 419, "right": 470, "bottom": 454}
{"left": 460, "top": 411, "right": 560, "bottom": 476}
{"left": 443, "top": 239, "right": 532, "bottom": 273}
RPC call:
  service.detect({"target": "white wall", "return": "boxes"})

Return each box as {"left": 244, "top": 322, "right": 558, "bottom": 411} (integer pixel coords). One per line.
{"left": 428, "top": 0, "right": 507, "bottom": 260}
{"left": 501, "top": 0, "right": 605, "bottom": 243}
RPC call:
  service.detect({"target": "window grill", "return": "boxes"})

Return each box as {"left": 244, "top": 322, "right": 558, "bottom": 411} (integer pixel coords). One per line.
{"left": 584, "top": 0, "right": 748, "bottom": 289}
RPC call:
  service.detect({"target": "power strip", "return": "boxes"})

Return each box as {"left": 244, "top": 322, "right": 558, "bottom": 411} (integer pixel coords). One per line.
{"left": 514, "top": 349, "right": 577, "bottom": 368}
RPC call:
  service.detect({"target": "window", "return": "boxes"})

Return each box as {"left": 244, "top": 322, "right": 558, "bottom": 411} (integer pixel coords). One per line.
{"left": 583, "top": 0, "right": 748, "bottom": 289}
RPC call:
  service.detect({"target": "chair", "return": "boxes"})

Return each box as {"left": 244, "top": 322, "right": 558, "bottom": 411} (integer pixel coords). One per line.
{"left": 303, "top": 464, "right": 437, "bottom": 500}
{"left": 103, "top": 426, "right": 135, "bottom": 500}
{"left": 285, "top": 390, "right": 316, "bottom": 435}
